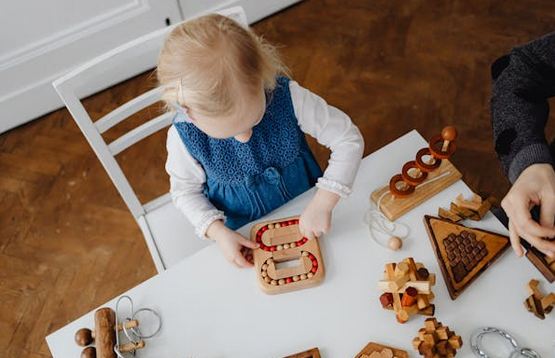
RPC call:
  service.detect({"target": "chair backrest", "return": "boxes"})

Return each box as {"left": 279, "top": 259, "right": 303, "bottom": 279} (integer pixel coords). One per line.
{"left": 52, "top": 7, "right": 248, "bottom": 220}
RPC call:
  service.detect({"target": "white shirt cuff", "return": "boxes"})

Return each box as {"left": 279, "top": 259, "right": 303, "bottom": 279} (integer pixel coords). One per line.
{"left": 316, "top": 177, "right": 352, "bottom": 198}
{"left": 196, "top": 209, "right": 226, "bottom": 239}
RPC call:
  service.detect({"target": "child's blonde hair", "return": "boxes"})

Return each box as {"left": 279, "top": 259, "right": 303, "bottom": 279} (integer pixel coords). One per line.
{"left": 157, "top": 14, "right": 287, "bottom": 117}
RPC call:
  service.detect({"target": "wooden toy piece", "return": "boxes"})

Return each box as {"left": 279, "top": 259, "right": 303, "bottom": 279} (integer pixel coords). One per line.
{"left": 424, "top": 215, "right": 510, "bottom": 300}
{"left": 75, "top": 328, "right": 94, "bottom": 346}
{"left": 524, "top": 279, "right": 555, "bottom": 319}
{"left": 439, "top": 193, "right": 493, "bottom": 222}
{"left": 412, "top": 318, "right": 462, "bottom": 357}
{"left": 283, "top": 347, "right": 321, "bottom": 358}
{"left": 520, "top": 240, "right": 555, "bottom": 283}
{"left": 388, "top": 236, "right": 403, "bottom": 251}
{"left": 423, "top": 216, "right": 510, "bottom": 300}
{"left": 371, "top": 127, "right": 462, "bottom": 221}
{"left": 378, "top": 257, "right": 436, "bottom": 323}
{"left": 355, "top": 341, "right": 409, "bottom": 358}
{"left": 95, "top": 308, "right": 117, "bottom": 358}
{"left": 81, "top": 347, "right": 96, "bottom": 358}
{"left": 251, "top": 216, "right": 325, "bottom": 294}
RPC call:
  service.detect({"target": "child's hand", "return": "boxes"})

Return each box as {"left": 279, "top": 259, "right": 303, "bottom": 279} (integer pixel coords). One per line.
{"left": 501, "top": 163, "right": 555, "bottom": 258}
{"left": 299, "top": 189, "right": 340, "bottom": 240}
{"left": 206, "top": 220, "right": 259, "bottom": 268}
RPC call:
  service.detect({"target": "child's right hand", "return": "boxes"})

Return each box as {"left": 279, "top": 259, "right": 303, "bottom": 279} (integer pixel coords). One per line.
{"left": 206, "top": 220, "right": 259, "bottom": 268}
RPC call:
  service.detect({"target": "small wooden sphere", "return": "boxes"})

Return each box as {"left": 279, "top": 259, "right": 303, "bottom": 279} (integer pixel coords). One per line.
{"left": 388, "top": 236, "right": 403, "bottom": 251}
{"left": 80, "top": 346, "right": 96, "bottom": 358}
{"left": 74, "top": 328, "right": 93, "bottom": 347}
{"left": 441, "top": 126, "right": 457, "bottom": 141}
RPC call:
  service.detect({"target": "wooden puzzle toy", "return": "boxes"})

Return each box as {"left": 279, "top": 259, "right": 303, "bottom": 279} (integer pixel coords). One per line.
{"left": 283, "top": 347, "right": 321, "bottom": 358}
{"left": 438, "top": 193, "right": 493, "bottom": 222}
{"left": 355, "top": 342, "right": 408, "bottom": 358}
{"left": 73, "top": 296, "right": 161, "bottom": 358}
{"left": 423, "top": 215, "right": 509, "bottom": 300}
{"left": 520, "top": 239, "right": 555, "bottom": 283}
{"left": 251, "top": 216, "right": 325, "bottom": 294}
{"left": 524, "top": 279, "right": 555, "bottom": 319}
{"left": 371, "top": 126, "right": 462, "bottom": 221}
{"left": 74, "top": 308, "right": 145, "bottom": 358}
{"left": 470, "top": 327, "right": 540, "bottom": 358}
{"left": 378, "top": 257, "right": 436, "bottom": 323}
{"left": 412, "top": 318, "right": 462, "bottom": 357}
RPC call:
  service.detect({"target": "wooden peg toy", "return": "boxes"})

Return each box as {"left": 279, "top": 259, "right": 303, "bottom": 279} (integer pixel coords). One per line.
{"left": 412, "top": 318, "right": 462, "bottom": 357}
{"left": 371, "top": 126, "right": 462, "bottom": 221}
{"left": 251, "top": 216, "right": 325, "bottom": 294}
{"left": 74, "top": 308, "right": 145, "bottom": 358}
{"left": 524, "top": 279, "right": 555, "bottom": 319}
{"left": 377, "top": 257, "right": 436, "bottom": 323}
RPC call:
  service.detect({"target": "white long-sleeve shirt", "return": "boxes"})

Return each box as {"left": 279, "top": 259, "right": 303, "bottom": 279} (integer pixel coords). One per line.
{"left": 165, "top": 80, "right": 364, "bottom": 238}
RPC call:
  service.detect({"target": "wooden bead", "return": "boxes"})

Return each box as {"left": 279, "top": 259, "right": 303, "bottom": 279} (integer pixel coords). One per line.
{"left": 80, "top": 347, "right": 96, "bottom": 358}
{"left": 293, "top": 275, "right": 300, "bottom": 282}
{"left": 300, "top": 274, "right": 307, "bottom": 280}
{"left": 283, "top": 244, "right": 290, "bottom": 249}
{"left": 278, "top": 279, "right": 285, "bottom": 285}
{"left": 290, "top": 242, "right": 296, "bottom": 248}
{"left": 302, "top": 251, "right": 309, "bottom": 257}
{"left": 270, "top": 280, "right": 277, "bottom": 285}
{"left": 267, "top": 223, "right": 274, "bottom": 229}
{"left": 274, "top": 223, "right": 281, "bottom": 228}
{"left": 75, "top": 328, "right": 93, "bottom": 347}
{"left": 261, "top": 271, "right": 268, "bottom": 278}
{"left": 388, "top": 236, "right": 403, "bottom": 251}
{"left": 441, "top": 126, "right": 457, "bottom": 141}
{"left": 277, "top": 245, "right": 283, "bottom": 251}
{"left": 307, "top": 272, "right": 314, "bottom": 278}
{"left": 264, "top": 277, "right": 271, "bottom": 283}
{"left": 261, "top": 264, "right": 268, "bottom": 271}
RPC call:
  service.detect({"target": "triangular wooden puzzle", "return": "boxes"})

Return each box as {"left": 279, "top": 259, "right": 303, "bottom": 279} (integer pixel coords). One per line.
{"left": 423, "top": 215, "right": 509, "bottom": 300}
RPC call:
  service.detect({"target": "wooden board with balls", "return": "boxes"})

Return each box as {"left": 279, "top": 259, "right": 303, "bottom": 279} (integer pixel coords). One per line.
{"left": 250, "top": 216, "right": 325, "bottom": 294}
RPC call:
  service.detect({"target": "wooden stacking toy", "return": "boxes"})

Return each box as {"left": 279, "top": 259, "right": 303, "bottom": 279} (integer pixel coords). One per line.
{"left": 251, "top": 216, "right": 325, "bottom": 294}
{"left": 371, "top": 126, "right": 462, "bottom": 221}
{"left": 412, "top": 318, "right": 462, "bottom": 357}
{"left": 74, "top": 308, "right": 145, "bottom": 358}
{"left": 524, "top": 279, "right": 555, "bottom": 320}
{"left": 378, "top": 257, "right": 436, "bottom": 323}
{"left": 423, "top": 216, "right": 509, "bottom": 300}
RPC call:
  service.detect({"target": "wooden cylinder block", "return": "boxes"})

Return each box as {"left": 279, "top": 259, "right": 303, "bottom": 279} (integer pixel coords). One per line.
{"left": 94, "top": 308, "right": 116, "bottom": 358}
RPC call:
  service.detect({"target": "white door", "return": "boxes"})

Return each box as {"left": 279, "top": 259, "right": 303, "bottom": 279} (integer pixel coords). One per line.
{"left": 0, "top": 0, "right": 301, "bottom": 134}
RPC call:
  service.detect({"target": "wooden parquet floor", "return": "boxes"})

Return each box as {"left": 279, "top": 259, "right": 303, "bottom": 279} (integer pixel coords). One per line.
{"left": 2, "top": 1, "right": 555, "bottom": 356}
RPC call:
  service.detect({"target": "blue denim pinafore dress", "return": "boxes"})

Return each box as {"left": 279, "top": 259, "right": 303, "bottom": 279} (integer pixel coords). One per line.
{"left": 173, "top": 77, "right": 322, "bottom": 230}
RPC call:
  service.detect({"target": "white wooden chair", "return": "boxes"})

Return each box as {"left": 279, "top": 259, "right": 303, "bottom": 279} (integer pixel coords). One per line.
{"left": 52, "top": 7, "right": 248, "bottom": 272}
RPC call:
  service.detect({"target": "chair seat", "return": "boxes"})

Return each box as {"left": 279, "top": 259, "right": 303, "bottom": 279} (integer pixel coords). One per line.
{"left": 142, "top": 200, "right": 211, "bottom": 269}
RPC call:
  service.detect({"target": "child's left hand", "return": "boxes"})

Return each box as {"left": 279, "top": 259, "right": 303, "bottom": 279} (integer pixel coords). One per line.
{"left": 299, "top": 189, "right": 340, "bottom": 240}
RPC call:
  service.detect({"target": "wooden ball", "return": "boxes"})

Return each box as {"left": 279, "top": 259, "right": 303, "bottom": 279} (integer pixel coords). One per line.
{"left": 80, "top": 346, "right": 96, "bottom": 358}
{"left": 74, "top": 328, "right": 93, "bottom": 346}
{"left": 441, "top": 126, "right": 457, "bottom": 141}
{"left": 388, "top": 236, "right": 403, "bottom": 251}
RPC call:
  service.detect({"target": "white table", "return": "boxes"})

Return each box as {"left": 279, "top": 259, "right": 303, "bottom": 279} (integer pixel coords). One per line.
{"left": 47, "top": 130, "right": 555, "bottom": 357}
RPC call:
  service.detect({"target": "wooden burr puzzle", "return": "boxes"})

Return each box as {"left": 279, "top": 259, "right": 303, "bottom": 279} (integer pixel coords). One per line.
{"left": 412, "top": 318, "right": 462, "bottom": 357}
{"left": 437, "top": 193, "right": 493, "bottom": 222}
{"left": 524, "top": 279, "right": 555, "bottom": 320}
{"left": 355, "top": 342, "right": 409, "bottom": 358}
{"left": 378, "top": 257, "right": 436, "bottom": 323}
{"left": 251, "top": 216, "right": 324, "bottom": 294}
{"left": 423, "top": 215, "right": 510, "bottom": 300}
{"left": 74, "top": 308, "right": 145, "bottom": 358}
{"left": 371, "top": 127, "right": 462, "bottom": 221}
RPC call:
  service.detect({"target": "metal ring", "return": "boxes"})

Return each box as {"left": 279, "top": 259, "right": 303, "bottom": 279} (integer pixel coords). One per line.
{"left": 470, "top": 327, "right": 541, "bottom": 358}
{"left": 131, "top": 307, "right": 162, "bottom": 339}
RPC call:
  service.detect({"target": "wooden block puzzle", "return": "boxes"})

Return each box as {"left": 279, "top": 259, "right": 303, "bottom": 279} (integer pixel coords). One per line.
{"left": 355, "top": 342, "right": 408, "bottom": 358}
{"left": 378, "top": 257, "right": 436, "bottom": 323}
{"left": 371, "top": 127, "right": 462, "bottom": 221}
{"left": 438, "top": 193, "right": 493, "bottom": 222}
{"left": 423, "top": 215, "right": 510, "bottom": 300}
{"left": 524, "top": 279, "right": 555, "bottom": 320}
{"left": 412, "top": 318, "right": 462, "bottom": 357}
{"left": 251, "top": 216, "right": 324, "bottom": 294}
{"left": 283, "top": 347, "right": 321, "bottom": 358}
{"left": 521, "top": 240, "right": 555, "bottom": 283}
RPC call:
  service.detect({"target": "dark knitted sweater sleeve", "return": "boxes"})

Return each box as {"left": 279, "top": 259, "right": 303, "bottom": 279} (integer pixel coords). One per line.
{"left": 491, "top": 32, "right": 555, "bottom": 183}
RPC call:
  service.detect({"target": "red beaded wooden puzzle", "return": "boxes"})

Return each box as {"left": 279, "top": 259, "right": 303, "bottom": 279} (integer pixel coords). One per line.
{"left": 250, "top": 216, "right": 325, "bottom": 294}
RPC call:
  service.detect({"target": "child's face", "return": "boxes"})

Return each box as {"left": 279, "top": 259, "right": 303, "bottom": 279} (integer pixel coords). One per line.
{"left": 189, "top": 86, "right": 266, "bottom": 143}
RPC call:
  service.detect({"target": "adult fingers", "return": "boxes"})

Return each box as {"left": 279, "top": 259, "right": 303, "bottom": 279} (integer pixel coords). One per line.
{"left": 509, "top": 220, "right": 524, "bottom": 257}
{"left": 514, "top": 215, "right": 555, "bottom": 239}
{"left": 518, "top": 227, "right": 555, "bottom": 257}
{"left": 539, "top": 195, "right": 555, "bottom": 228}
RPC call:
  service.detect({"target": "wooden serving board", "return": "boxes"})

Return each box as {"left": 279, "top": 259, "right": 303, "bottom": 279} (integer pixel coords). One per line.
{"left": 371, "top": 160, "right": 462, "bottom": 221}
{"left": 354, "top": 342, "right": 408, "bottom": 358}
{"left": 250, "top": 216, "right": 325, "bottom": 295}
{"left": 423, "top": 215, "right": 510, "bottom": 300}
